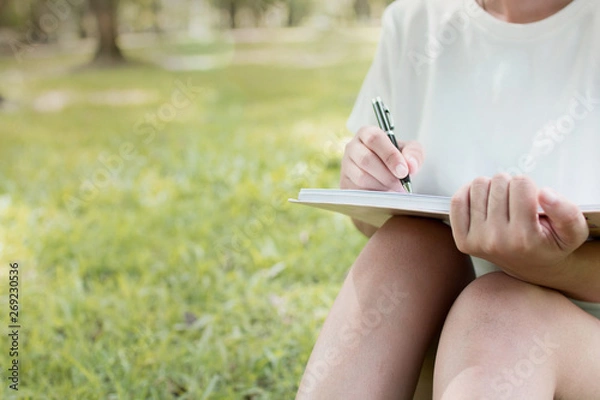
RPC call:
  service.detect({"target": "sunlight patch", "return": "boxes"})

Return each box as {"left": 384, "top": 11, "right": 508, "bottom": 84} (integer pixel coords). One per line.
{"left": 87, "top": 89, "right": 159, "bottom": 106}
{"left": 33, "top": 89, "right": 159, "bottom": 112}
{"left": 33, "top": 90, "right": 72, "bottom": 113}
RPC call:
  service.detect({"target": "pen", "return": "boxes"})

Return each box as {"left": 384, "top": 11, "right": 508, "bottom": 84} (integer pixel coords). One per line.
{"left": 372, "top": 97, "right": 412, "bottom": 193}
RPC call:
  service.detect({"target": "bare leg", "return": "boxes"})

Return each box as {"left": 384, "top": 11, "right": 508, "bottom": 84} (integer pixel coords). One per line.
{"left": 296, "top": 216, "right": 474, "bottom": 399}
{"left": 434, "top": 271, "right": 600, "bottom": 399}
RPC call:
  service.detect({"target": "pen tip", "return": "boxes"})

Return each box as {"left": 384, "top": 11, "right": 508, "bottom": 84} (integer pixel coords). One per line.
{"left": 404, "top": 182, "right": 413, "bottom": 193}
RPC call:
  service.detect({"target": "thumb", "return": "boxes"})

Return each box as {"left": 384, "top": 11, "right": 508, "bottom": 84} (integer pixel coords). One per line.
{"left": 400, "top": 140, "right": 425, "bottom": 175}
{"left": 539, "top": 188, "right": 589, "bottom": 250}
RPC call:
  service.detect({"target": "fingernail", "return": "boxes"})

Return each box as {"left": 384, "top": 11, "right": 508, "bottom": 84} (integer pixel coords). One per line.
{"left": 541, "top": 188, "right": 558, "bottom": 204}
{"left": 395, "top": 164, "right": 408, "bottom": 178}
{"left": 407, "top": 157, "right": 418, "bottom": 173}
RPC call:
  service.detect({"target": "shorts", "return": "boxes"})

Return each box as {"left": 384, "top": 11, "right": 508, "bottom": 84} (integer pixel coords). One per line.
{"left": 472, "top": 257, "right": 600, "bottom": 320}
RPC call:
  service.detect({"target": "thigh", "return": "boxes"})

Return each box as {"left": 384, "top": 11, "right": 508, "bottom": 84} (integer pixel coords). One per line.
{"left": 434, "top": 271, "right": 600, "bottom": 399}
{"left": 553, "top": 300, "right": 600, "bottom": 399}
{"left": 297, "top": 217, "right": 474, "bottom": 399}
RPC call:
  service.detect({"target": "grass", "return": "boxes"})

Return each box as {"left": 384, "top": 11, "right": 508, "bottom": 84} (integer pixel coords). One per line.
{"left": 0, "top": 31, "right": 376, "bottom": 398}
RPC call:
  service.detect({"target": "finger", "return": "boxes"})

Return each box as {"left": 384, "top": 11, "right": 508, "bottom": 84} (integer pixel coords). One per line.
{"left": 487, "top": 173, "right": 511, "bottom": 225}
{"left": 399, "top": 140, "right": 425, "bottom": 174}
{"left": 357, "top": 126, "right": 408, "bottom": 179}
{"left": 348, "top": 143, "right": 404, "bottom": 191}
{"left": 343, "top": 160, "right": 401, "bottom": 192}
{"left": 469, "top": 177, "right": 491, "bottom": 226}
{"left": 450, "top": 183, "right": 471, "bottom": 242}
{"left": 509, "top": 176, "right": 539, "bottom": 234}
{"left": 538, "top": 188, "right": 589, "bottom": 250}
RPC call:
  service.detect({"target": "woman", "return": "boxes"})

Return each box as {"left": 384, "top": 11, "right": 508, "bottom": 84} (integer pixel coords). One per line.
{"left": 297, "top": 0, "right": 600, "bottom": 398}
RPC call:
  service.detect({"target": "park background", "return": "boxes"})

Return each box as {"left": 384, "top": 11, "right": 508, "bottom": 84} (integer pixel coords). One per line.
{"left": 0, "top": 0, "right": 393, "bottom": 398}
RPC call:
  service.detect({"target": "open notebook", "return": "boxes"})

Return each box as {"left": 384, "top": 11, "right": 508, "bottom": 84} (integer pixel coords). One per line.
{"left": 290, "top": 189, "right": 600, "bottom": 238}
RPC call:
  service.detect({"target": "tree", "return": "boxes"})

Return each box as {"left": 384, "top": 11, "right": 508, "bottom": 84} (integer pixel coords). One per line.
{"left": 89, "top": 0, "right": 125, "bottom": 65}
{"left": 75, "top": 2, "right": 91, "bottom": 39}
{"left": 150, "top": 0, "right": 162, "bottom": 33}
{"left": 0, "top": 0, "right": 8, "bottom": 24}
{"left": 284, "top": 0, "right": 313, "bottom": 27}
{"left": 210, "top": 0, "right": 278, "bottom": 29}
{"left": 210, "top": 0, "right": 238, "bottom": 29}
{"left": 353, "top": 0, "right": 370, "bottom": 21}
{"left": 247, "top": 0, "right": 277, "bottom": 26}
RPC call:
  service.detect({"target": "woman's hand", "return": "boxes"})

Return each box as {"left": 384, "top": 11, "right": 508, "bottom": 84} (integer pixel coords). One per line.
{"left": 449, "top": 174, "right": 589, "bottom": 283}
{"left": 340, "top": 126, "right": 424, "bottom": 192}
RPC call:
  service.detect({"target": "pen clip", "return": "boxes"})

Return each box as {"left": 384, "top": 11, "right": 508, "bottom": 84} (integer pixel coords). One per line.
{"left": 382, "top": 102, "right": 394, "bottom": 131}
{"left": 372, "top": 97, "right": 394, "bottom": 132}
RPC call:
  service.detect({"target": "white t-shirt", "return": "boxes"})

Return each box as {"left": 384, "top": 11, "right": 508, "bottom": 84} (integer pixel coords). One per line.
{"left": 347, "top": 0, "right": 600, "bottom": 317}
{"left": 348, "top": 0, "right": 600, "bottom": 202}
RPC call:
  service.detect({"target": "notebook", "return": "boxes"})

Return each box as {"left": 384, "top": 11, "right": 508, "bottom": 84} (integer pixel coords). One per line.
{"left": 290, "top": 189, "right": 600, "bottom": 238}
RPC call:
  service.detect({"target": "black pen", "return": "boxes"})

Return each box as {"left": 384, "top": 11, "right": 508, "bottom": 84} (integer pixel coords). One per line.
{"left": 372, "top": 97, "right": 412, "bottom": 193}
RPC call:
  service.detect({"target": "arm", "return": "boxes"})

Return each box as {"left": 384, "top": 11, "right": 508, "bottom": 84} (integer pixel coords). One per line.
{"left": 552, "top": 240, "right": 600, "bottom": 302}
{"left": 450, "top": 174, "right": 599, "bottom": 302}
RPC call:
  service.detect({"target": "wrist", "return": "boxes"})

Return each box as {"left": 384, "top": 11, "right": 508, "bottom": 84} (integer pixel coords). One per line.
{"left": 525, "top": 246, "right": 593, "bottom": 301}
{"left": 492, "top": 252, "right": 573, "bottom": 290}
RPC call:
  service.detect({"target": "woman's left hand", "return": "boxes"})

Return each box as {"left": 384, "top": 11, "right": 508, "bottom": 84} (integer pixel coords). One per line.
{"left": 449, "top": 174, "right": 589, "bottom": 282}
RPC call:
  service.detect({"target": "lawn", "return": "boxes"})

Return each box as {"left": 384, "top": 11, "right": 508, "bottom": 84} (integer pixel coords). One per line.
{"left": 0, "top": 29, "right": 377, "bottom": 399}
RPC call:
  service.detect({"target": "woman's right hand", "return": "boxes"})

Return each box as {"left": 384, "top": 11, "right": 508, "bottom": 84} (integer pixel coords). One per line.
{"left": 340, "top": 125, "right": 424, "bottom": 192}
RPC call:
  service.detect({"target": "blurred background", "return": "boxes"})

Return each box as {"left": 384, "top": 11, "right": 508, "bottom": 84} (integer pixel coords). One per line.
{"left": 0, "top": 0, "right": 391, "bottom": 397}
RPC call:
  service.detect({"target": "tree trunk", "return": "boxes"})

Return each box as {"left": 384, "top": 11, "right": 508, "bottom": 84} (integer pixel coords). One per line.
{"left": 89, "top": 0, "right": 125, "bottom": 65}
{"left": 287, "top": 0, "right": 295, "bottom": 27}
{"left": 28, "top": 1, "right": 50, "bottom": 44}
{"left": 353, "top": 0, "right": 370, "bottom": 22}
{"left": 77, "top": 2, "right": 90, "bottom": 39}
{"left": 0, "top": 0, "right": 7, "bottom": 26}
{"left": 286, "top": 0, "right": 309, "bottom": 27}
{"left": 151, "top": 0, "right": 162, "bottom": 34}
{"left": 228, "top": 0, "right": 236, "bottom": 29}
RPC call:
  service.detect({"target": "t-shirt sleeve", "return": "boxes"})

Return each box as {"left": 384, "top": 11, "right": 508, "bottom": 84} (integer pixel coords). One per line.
{"left": 347, "top": 6, "right": 401, "bottom": 135}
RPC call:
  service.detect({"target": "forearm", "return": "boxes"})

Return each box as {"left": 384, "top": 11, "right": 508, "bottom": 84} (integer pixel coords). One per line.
{"left": 538, "top": 241, "right": 600, "bottom": 303}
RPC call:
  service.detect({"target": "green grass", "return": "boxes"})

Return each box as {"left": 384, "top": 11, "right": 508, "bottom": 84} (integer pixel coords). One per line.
{"left": 0, "top": 32, "right": 374, "bottom": 398}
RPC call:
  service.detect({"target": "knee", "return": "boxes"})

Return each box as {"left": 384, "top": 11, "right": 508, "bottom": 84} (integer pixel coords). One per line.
{"left": 445, "top": 272, "right": 567, "bottom": 334}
